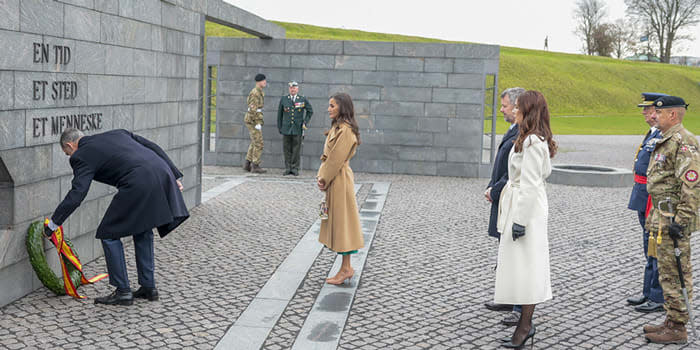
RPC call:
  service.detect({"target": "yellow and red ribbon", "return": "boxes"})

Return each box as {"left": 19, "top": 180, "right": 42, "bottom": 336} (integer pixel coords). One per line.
{"left": 44, "top": 219, "right": 108, "bottom": 299}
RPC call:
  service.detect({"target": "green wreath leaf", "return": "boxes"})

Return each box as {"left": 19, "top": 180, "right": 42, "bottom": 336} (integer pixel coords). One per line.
{"left": 26, "top": 221, "right": 83, "bottom": 295}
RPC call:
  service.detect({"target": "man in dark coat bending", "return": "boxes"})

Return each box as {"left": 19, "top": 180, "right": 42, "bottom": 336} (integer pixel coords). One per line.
{"left": 46, "top": 128, "right": 189, "bottom": 305}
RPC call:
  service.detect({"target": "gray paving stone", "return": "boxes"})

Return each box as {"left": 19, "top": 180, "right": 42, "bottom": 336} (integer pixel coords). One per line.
{"left": 343, "top": 41, "right": 393, "bottom": 56}
{"left": 64, "top": 5, "right": 100, "bottom": 42}
{"left": 20, "top": 0, "right": 63, "bottom": 36}
{"left": 0, "top": 110, "right": 24, "bottom": 151}
{"left": 334, "top": 56, "right": 376, "bottom": 71}
{"left": 0, "top": 0, "right": 19, "bottom": 31}
{"left": 119, "top": 0, "right": 161, "bottom": 25}
{"left": 291, "top": 55, "right": 335, "bottom": 69}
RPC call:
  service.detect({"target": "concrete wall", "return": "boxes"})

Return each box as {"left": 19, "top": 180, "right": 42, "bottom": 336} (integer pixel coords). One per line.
{"left": 0, "top": 0, "right": 284, "bottom": 308}
{"left": 206, "top": 38, "right": 499, "bottom": 176}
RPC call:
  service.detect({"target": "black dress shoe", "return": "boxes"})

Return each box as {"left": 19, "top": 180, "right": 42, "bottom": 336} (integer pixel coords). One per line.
{"left": 501, "top": 311, "right": 521, "bottom": 326}
{"left": 291, "top": 170, "right": 299, "bottom": 176}
{"left": 95, "top": 289, "right": 133, "bottom": 306}
{"left": 485, "top": 301, "right": 514, "bottom": 311}
{"left": 283, "top": 170, "right": 291, "bottom": 176}
{"left": 133, "top": 287, "right": 159, "bottom": 301}
{"left": 635, "top": 300, "right": 664, "bottom": 313}
{"left": 627, "top": 295, "right": 647, "bottom": 305}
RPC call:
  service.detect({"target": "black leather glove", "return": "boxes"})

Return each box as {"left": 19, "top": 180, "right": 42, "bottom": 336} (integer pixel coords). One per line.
{"left": 512, "top": 223, "right": 526, "bottom": 241}
{"left": 669, "top": 222, "right": 684, "bottom": 240}
{"left": 44, "top": 225, "right": 54, "bottom": 238}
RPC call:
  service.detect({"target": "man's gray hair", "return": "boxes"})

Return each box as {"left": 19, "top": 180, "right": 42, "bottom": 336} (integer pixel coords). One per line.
{"left": 60, "top": 128, "right": 84, "bottom": 147}
{"left": 500, "top": 87, "right": 526, "bottom": 104}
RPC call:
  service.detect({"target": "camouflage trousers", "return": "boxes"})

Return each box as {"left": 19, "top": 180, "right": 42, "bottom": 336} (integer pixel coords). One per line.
{"left": 245, "top": 121, "right": 264, "bottom": 164}
{"left": 657, "top": 228, "right": 693, "bottom": 324}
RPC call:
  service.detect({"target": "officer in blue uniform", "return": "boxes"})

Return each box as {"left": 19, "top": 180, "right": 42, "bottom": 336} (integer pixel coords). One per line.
{"left": 626, "top": 92, "right": 666, "bottom": 313}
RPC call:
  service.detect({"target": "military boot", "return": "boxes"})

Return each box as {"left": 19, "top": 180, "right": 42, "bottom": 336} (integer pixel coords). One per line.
{"left": 643, "top": 317, "right": 669, "bottom": 334}
{"left": 645, "top": 319, "right": 687, "bottom": 344}
{"left": 251, "top": 163, "right": 267, "bottom": 174}
{"left": 243, "top": 160, "right": 251, "bottom": 172}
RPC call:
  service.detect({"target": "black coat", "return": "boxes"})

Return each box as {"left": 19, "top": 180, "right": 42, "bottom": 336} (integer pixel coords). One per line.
{"left": 486, "top": 124, "right": 519, "bottom": 238}
{"left": 52, "top": 129, "right": 189, "bottom": 240}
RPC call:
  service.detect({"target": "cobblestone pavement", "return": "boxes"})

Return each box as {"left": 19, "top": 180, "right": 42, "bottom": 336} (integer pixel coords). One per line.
{"left": 2, "top": 163, "right": 700, "bottom": 349}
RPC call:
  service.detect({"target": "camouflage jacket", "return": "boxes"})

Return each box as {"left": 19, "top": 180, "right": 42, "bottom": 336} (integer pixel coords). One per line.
{"left": 245, "top": 86, "right": 264, "bottom": 125}
{"left": 646, "top": 123, "right": 700, "bottom": 234}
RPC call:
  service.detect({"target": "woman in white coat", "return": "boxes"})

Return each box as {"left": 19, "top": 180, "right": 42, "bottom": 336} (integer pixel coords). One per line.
{"left": 494, "top": 90, "right": 557, "bottom": 348}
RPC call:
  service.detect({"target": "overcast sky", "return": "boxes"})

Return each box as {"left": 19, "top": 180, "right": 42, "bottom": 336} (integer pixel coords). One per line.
{"left": 224, "top": 0, "right": 700, "bottom": 57}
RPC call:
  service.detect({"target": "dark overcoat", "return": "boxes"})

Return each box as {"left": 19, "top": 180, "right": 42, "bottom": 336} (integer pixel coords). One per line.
{"left": 51, "top": 129, "right": 189, "bottom": 239}
{"left": 486, "top": 124, "right": 519, "bottom": 238}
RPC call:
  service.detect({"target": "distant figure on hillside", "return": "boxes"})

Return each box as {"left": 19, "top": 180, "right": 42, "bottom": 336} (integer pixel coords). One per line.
{"left": 544, "top": 36, "right": 548, "bottom": 51}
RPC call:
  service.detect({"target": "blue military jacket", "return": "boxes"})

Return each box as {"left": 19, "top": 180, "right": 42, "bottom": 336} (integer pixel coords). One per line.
{"left": 628, "top": 128, "right": 662, "bottom": 212}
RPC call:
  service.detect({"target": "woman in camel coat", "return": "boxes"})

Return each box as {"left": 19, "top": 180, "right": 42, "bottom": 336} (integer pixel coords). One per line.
{"left": 494, "top": 90, "right": 557, "bottom": 348}
{"left": 317, "top": 93, "right": 364, "bottom": 285}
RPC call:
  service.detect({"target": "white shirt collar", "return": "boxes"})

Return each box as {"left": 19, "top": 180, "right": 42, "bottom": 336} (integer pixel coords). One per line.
{"left": 650, "top": 126, "right": 658, "bottom": 133}
{"left": 508, "top": 123, "right": 516, "bottom": 130}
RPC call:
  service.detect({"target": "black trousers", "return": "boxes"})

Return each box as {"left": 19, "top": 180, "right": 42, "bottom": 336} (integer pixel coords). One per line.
{"left": 101, "top": 230, "right": 155, "bottom": 291}
{"left": 282, "top": 134, "right": 303, "bottom": 172}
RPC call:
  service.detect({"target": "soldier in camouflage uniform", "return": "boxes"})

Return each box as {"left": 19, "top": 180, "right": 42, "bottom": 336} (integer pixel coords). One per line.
{"left": 244, "top": 73, "right": 267, "bottom": 174}
{"left": 277, "top": 81, "right": 313, "bottom": 176}
{"left": 643, "top": 95, "right": 699, "bottom": 344}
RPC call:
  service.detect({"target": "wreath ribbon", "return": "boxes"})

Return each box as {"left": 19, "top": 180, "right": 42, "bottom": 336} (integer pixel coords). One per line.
{"left": 44, "top": 219, "right": 108, "bottom": 298}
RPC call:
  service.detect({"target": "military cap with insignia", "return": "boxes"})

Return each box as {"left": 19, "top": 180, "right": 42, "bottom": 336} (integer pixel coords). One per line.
{"left": 654, "top": 95, "right": 689, "bottom": 109}
{"left": 288, "top": 81, "right": 299, "bottom": 87}
{"left": 638, "top": 92, "right": 668, "bottom": 107}
{"left": 255, "top": 73, "right": 266, "bottom": 82}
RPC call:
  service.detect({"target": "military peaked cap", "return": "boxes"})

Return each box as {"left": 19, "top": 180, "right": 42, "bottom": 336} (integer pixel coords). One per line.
{"left": 654, "top": 95, "right": 689, "bottom": 109}
{"left": 638, "top": 92, "right": 667, "bottom": 107}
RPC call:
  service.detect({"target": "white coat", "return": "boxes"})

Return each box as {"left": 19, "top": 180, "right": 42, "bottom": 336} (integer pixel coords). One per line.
{"left": 494, "top": 134, "right": 553, "bottom": 305}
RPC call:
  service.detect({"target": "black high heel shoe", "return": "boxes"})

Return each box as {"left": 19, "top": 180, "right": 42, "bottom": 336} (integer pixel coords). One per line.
{"left": 502, "top": 325, "right": 536, "bottom": 348}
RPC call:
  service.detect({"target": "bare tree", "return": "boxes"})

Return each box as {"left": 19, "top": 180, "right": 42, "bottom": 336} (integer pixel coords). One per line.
{"left": 625, "top": 0, "right": 700, "bottom": 63}
{"left": 592, "top": 23, "right": 615, "bottom": 56}
{"left": 609, "top": 19, "right": 637, "bottom": 59}
{"left": 574, "top": 0, "right": 608, "bottom": 55}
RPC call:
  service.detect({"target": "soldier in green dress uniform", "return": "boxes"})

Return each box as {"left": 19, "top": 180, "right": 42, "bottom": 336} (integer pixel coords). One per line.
{"left": 277, "top": 81, "right": 313, "bottom": 176}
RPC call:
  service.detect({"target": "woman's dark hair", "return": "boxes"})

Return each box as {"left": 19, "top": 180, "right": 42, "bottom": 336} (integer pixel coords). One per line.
{"left": 513, "top": 90, "right": 557, "bottom": 158}
{"left": 326, "top": 93, "right": 361, "bottom": 145}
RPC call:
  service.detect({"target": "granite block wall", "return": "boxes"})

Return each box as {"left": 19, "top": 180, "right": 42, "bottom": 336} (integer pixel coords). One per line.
{"left": 207, "top": 38, "right": 499, "bottom": 177}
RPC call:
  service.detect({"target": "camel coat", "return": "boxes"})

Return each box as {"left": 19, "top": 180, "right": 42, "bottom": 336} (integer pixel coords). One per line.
{"left": 494, "top": 134, "right": 552, "bottom": 305}
{"left": 317, "top": 123, "right": 364, "bottom": 252}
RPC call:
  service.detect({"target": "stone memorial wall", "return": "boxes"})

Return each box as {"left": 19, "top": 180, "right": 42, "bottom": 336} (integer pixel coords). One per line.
{"left": 206, "top": 38, "right": 500, "bottom": 177}
{"left": 0, "top": 0, "right": 284, "bottom": 307}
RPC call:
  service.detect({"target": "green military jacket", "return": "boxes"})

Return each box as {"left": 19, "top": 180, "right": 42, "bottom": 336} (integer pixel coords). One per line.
{"left": 245, "top": 86, "right": 264, "bottom": 125}
{"left": 646, "top": 123, "right": 700, "bottom": 234}
{"left": 277, "top": 95, "right": 313, "bottom": 135}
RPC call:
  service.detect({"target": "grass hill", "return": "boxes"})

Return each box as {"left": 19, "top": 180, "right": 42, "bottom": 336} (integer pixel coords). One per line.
{"left": 206, "top": 21, "right": 700, "bottom": 135}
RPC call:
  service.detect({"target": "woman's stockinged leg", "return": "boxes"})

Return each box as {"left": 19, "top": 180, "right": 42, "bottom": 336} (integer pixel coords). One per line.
{"left": 510, "top": 304, "right": 535, "bottom": 345}
{"left": 326, "top": 253, "right": 355, "bottom": 284}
